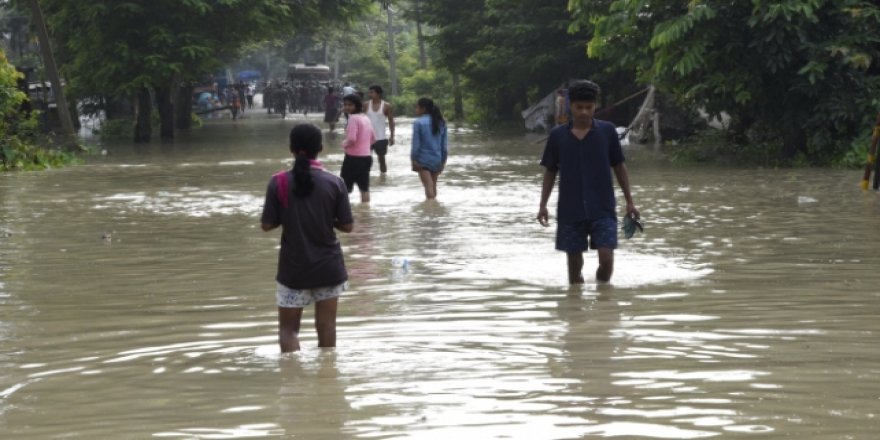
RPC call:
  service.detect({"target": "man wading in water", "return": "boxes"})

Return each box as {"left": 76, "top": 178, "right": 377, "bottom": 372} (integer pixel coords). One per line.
{"left": 536, "top": 80, "right": 640, "bottom": 284}
{"left": 366, "top": 85, "right": 395, "bottom": 174}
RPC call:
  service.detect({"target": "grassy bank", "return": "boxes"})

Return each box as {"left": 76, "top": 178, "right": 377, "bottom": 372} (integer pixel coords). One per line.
{"left": 665, "top": 129, "right": 873, "bottom": 169}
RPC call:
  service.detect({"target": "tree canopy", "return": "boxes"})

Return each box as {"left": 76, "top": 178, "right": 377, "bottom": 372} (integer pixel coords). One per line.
{"left": 6, "top": 0, "right": 880, "bottom": 165}
{"left": 1, "top": 48, "right": 76, "bottom": 170}
{"left": 420, "top": 0, "right": 638, "bottom": 122}
{"left": 35, "top": 0, "right": 370, "bottom": 98}
{"left": 571, "top": 0, "right": 880, "bottom": 162}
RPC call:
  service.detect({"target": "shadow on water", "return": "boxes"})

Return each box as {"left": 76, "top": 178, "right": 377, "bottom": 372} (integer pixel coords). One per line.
{"left": 1, "top": 112, "right": 880, "bottom": 437}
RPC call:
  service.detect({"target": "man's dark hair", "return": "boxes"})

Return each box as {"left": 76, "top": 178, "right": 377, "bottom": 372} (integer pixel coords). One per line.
{"left": 567, "top": 80, "right": 601, "bottom": 103}
{"left": 369, "top": 85, "right": 383, "bottom": 96}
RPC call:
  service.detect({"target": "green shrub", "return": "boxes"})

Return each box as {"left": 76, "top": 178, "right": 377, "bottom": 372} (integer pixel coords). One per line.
{"left": 667, "top": 129, "right": 791, "bottom": 167}
{"left": 1, "top": 49, "right": 82, "bottom": 171}
{"left": 833, "top": 131, "right": 874, "bottom": 169}
{"left": 93, "top": 117, "right": 134, "bottom": 140}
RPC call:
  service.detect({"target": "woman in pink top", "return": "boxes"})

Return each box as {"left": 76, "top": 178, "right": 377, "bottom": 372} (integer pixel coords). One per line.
{"left": 340, "top": 93, "right": 376, "bottom": 203}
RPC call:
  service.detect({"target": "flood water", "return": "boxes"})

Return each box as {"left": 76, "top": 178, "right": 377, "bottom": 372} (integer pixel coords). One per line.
{"left": 2, "top": 108, "right": 880, "bottom": 439}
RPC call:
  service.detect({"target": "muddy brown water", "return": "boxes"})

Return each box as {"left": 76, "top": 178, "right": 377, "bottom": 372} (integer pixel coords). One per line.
{"left": 1, "top": 110, "right": 880, "bottom": 438}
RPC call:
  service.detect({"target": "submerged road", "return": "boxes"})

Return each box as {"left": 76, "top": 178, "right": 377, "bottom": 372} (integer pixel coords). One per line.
{"left": 1, "top": 110, "right": 880, "bottom": 438}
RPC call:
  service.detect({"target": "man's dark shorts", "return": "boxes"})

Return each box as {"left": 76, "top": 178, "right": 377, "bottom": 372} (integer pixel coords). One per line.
{"left": 555, "top": 217, "right": 618, "bottom": 253}
{"left": 341, "top": 154, "right": 372, "bottom": 193}
{"left": 371, "top": 139, "right": 389, "bottom": 156}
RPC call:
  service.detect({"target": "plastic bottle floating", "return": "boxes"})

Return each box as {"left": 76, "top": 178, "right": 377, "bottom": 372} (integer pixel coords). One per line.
{"left": 391, "top": 257, "right": 410, "bottom": 270}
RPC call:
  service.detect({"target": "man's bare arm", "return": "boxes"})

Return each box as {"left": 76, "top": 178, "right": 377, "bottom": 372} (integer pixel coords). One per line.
{"left": 537, "top": 168, "right": 557, "bottom": 226}
{"left": 335, "top": 222, "right": 353, "bottom": 233}
{"left": 612, "top": 163, "right": 639, "bottom": 218}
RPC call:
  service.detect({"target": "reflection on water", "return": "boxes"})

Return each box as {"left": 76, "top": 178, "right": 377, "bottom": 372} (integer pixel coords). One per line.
{"left": 1, "top": 113, "right": 880, "bottom": 438}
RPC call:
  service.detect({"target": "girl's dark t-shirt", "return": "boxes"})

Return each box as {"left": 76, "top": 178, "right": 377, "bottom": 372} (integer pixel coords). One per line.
{"left": 261, "top": 169, "right": 353, "bottom": 289}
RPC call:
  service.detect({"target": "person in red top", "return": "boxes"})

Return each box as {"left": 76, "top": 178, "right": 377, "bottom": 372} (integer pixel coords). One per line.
{"left": 323, "top": 87, "right": 341, "bottom": 133}
{"left": 340, "top": 93, "right": 376, "bottom": 203}
{"left": 261, "top": 124, "right": 354, "bottom": 352}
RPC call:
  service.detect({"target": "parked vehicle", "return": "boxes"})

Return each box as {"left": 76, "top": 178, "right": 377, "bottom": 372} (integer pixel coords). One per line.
{"left": 287, "top": 63, "right": 331, "bottom": 82}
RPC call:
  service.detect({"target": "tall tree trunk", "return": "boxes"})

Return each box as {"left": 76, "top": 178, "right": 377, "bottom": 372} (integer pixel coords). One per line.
{"left": 782, "top": 127, "right": 807, "bottom": 160}
{"left": 386, "top": 6, "right": 399, "bottom": 96}
{"left": 69, "top": 99, "right": 81, "bottom": 130}
{"left": 27, "top": 0, "right": 76, "bottom": 148}
{"left": 452, "top": 71, "right": 464, "bottom": 121}
{"left": 155, "top": 85, "right": 174, "bottom": 140}
{"left": 175, "top": 83, "right": 194, "bottom": 130}
{"left": 334, "top": 46, "right": 340, "bottom": 80}
{"left": 495, "top": 88, "right": 517, "bottom": 121}
{"left": 414, "top": 0, "right": 427, "bottom": 69}
{"left": 265, "top": 50, "right": 271, "bottom": 79}
{"left": 519, "top": 87, "right": 529, "bottom": 113}
{"left": 104, "top": 96, "right": 132, "bottom": 120}
{"left": 134, "top": 87, "right": 152, "bottom": 143}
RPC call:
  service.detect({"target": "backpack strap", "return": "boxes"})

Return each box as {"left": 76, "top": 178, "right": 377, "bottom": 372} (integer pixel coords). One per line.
{"left": 273, "top": 170, "right": 289, "bottom": 208}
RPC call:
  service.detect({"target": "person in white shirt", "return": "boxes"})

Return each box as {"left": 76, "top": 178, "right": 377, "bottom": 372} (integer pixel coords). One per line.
{"left": 366, "top": 85, "right": 396, "bottom": 173}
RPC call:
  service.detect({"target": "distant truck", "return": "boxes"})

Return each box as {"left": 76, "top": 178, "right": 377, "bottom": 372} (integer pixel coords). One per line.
{"left": 287, "top": 63, "right": 331, "bottom": 82}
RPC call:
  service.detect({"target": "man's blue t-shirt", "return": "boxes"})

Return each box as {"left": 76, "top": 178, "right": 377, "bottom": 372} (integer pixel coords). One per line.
{"left": 540, "top": 119, "right": 624, "bottom": 223}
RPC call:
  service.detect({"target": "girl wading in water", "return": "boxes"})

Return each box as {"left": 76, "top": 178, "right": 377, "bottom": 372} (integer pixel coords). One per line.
{"left": 411, "top": 97, "right": 448, "bottom": 200}
{"left": 340, "top": 93, "right": 376, "bottom": 203}
{"left": 261, "top": 124, "right": 353, "bottom": 352}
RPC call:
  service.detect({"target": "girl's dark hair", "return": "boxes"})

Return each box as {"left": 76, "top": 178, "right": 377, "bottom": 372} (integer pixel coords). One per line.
{"left": 343, "top": 94, "right": 363, "bottom": 113}
{"left": 289, "top": 124, "right": 323, "bottom": 198}
{"left": 417, "top": 97, "right": 445, "bottom": 135}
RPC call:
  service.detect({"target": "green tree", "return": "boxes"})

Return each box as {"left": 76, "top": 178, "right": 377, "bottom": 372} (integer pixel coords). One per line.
{"left": 1, "top": 48, "right": 30, "bottom": 157}
{"left": 327, "top": 4, "right": 456, "bottom": 116}
{"left": 26, "top": 0, "right": 370, "bottom": 141}
{"left": 1, "top": 48, "right": 76, "bottom": 170}
{"left": 572, "top": 0, "right": 880, "bottom": 163}
{"left": 421, "top": 0, "right": 637, "bottom": 123}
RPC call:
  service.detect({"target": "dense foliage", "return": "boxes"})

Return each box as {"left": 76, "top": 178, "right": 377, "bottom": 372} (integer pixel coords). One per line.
{"left": 39, "top": 0, "right": 367, "bottom": 97}
{"left": 17, "top": 0, "right": 371, "bottom": 140}
{"left": 1, "top": 49, "right": 77, "bottom": 170}
{"left": 328, "top": 5, "right": 458, "bottom": 118}
{"left": 7, "top": 0, "right": 879, "bottom": 166}
{"left": 419, "top": 0, "right": 639, "bottom": 124}
{"left": 570, "top": 0, "right": 880, "bottom": 164}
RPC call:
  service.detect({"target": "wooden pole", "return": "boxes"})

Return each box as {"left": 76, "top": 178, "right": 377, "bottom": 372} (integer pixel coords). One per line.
{"left": 27, "top": 0, "right": 76, "bottom": 148}
{"left": 652, "top": 110, "right": 662, "bottom": 152}
{"left": 860, "top": 112, "right": 880, "bottom": 190}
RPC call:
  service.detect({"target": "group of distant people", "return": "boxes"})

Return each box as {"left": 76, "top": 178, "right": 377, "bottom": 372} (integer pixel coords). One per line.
{"left": 228, "top": 83, "right": 254, "bottom": 120}
{"left": 196, "top": 82, "right": 254, "bottom": 120}
{"left": 261, "top": 79, "right": 640, "bottom": 355}
{"left": 322, "top": 83, "right": 448, "bottom": 202}
{"left": 263, "top": 80, "right": 336, "bottom": 118}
